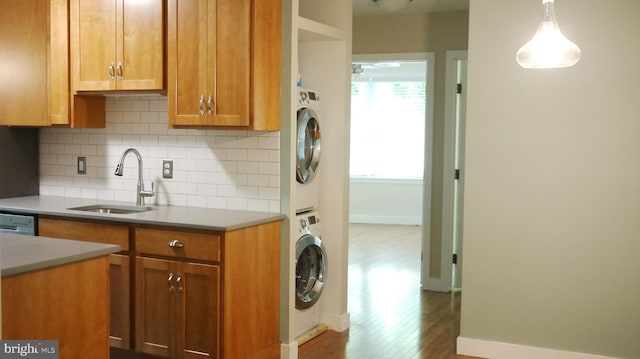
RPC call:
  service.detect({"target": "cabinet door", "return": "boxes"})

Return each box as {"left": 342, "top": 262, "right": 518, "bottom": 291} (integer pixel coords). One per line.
{"left": 168, "top": 0, "right": 250, "bottom": 127}
{"left": 176, "top": 262, "right": 220, "bottom": 359}
{"left": 136, "top": 257, "right": 175, "bottom": 358}
{"left": 168, "top": 0, "right": 210, "bottom": 126}
{"left": 0, "top": 0, "right": 49, "bottom": 126}
{"left": 50, "top": 0, "right": 71, "bottom": 125}
{"left": 71, "top": 0, "right": 118, "bottom": 91}
{"left": 210, "top": 0, "right": 251, "bottom": 127}
{"left": 109, "top": 254, "right": 131, "bottom": 349}
{"left": 117, "top": 0, "right": 164, "bottom": 90}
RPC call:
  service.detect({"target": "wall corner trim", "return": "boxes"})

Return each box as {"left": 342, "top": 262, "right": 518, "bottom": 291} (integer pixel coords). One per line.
{"left": 457, "top": 337, "right": 620, "bottom": 359}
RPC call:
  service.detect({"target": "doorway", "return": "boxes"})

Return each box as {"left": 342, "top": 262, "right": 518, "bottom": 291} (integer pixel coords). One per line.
{"left": 350, "top": 52, "right": 435, "bottom": 289}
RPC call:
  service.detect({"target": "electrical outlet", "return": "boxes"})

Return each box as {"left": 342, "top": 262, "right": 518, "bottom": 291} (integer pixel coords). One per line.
{"left": 163, "top": 160, "right": 173, "bottom": 179}
{"left": 77, "top": 156, "right": 87, "bottom": 175}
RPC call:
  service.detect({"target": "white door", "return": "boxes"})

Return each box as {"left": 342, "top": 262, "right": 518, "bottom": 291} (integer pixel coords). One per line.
{"left": 452, "top": 58, "right": 467, "bottom": 290}
{"left": 438, "top": 51, "right": 468, "bottom": 292}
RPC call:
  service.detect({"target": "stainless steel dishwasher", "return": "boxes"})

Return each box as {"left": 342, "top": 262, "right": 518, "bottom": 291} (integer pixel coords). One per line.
{"left": 0, "top": 212, "right": 37, "bottom": 236}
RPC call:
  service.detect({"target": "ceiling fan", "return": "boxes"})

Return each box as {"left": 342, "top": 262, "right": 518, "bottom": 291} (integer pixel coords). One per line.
{"left": 370, "top": 0, "right": 413, "bottom": 12}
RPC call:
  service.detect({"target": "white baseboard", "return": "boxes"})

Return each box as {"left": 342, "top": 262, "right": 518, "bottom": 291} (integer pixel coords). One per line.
{"left": 280, "top": 341, "right": 298, "bottom": 359}
{"left": 349, "top": 215, "right": 421, "bottom": 225}
{"left": 321, "top": 311, "right": 350, "bottom": 333}
{"left": 281, "top": 312, "right": 350, "bottom": 359}
{"left": 423, "top": 276, "right": 450, "bottom": 292}
{"left": 457, "top": 337, "right": 620, "bottom": 359}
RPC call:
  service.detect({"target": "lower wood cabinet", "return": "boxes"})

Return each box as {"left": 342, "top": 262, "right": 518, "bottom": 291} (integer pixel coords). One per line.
{"left": 38, "top": 217, "right": 132, "bottom": 349}
{"left": 2, "top": 256, "right": 111, "bottom": 359}
{"left": 109, "top": 254, "right": 131, "bottom": 348}
{"left": 38, "top": 216, "right": 281, "bottom": 359}
{"left": 135, "top": 257, "right": 220, "bottom": 358}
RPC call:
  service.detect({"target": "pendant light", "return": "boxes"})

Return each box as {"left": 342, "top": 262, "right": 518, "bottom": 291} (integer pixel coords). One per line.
{"left": 371, "top": 0, "right": 412, "bottom": 12}
{"left": 516, "top": 0, "right": 581, "bottom": 69}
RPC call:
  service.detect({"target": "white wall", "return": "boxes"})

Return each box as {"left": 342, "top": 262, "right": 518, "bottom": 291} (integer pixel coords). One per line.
{"left": 39, "top": 96, "right": 280, "bottom": 212}
{"left": 459, "top": 1, "right": 640, "bottom": 358}
{"left": 349, "top": 179, "right": 422, "bottom": 225}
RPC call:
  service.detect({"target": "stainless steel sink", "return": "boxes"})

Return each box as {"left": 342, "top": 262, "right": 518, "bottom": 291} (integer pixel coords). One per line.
{"left": 67, "top": 204, "right": 153, "bottom": 214}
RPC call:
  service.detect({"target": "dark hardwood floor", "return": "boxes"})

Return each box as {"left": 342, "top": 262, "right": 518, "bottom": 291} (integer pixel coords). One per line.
{"left": 299, "top": 224, "right": 480, "bottom": 359}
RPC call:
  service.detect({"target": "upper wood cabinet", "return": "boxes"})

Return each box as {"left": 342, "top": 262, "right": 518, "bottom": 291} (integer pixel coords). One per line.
{"left": 0, "top": 0, "right": 103, "bottom": 127}
{"left": 70, "top": 0, "right": 165, "bottom": 92}
{"left": 0, "top": 0, "right": 51, "bottom": 126}
{"left": 167, "top": 0, "right": 281, "bottom": 130}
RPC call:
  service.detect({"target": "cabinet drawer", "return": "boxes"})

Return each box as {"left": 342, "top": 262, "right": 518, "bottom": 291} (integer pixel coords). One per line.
{"left": 135, "top": 227, "right": 220, "bottom": 262}
{"left": 39, "top": 217, "right": 130, "bottom": 251}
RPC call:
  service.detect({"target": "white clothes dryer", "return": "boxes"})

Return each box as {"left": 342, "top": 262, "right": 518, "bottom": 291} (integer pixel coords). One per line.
{"left": 295, "top": 88, "right": 322, "bottom": 213}
{"left": 294, "top": 210, "right": 327, "bottom": 338}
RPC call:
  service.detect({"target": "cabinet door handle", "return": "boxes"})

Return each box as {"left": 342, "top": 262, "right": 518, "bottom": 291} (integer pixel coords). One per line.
{"left": 168, "top": 272, "right": 174, "bottom": 294}
{"left": 206, "top": 94, "right": 213, "bottom": 115}
{"left": 199, "top": 94, "right": 206, "bottom": 115}
{"left": 168, "top": 239, "right": 184, "bottom": 248}
{"left": 116, "top": 61, "right": 123, "bottom": 80}
{"left": 176, "top": 274, "right": 183, "bottom": 294}
{"left": 108, "top": 62, "right": 115, "bottom": 80}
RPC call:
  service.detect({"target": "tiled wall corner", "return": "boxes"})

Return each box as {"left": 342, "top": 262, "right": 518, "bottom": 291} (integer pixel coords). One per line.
{"left": 39, "top": 96, "right": 281, "bottom": 212}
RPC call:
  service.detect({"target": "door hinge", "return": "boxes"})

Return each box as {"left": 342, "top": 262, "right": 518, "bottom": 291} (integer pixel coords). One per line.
{"left": 453, "top": 253, "right": 458, "bottom": 264}
{"left": 457, "top": 83, "right": 462, "bottom": 94}
{"left": 454, "top": 169, "right": 460, "bottom": 180}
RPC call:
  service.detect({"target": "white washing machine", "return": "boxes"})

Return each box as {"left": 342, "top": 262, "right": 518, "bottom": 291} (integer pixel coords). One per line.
{"left": 295, "top": 88, "right": 322, "bottom": 213}
{"left": 294, "top": 210, "right": 327, "bottom": 338}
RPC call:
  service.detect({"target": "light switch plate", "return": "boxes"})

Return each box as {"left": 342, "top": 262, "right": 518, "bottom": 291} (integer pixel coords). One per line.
{"left": 77, "top": 156, "right": 87, "bottom": 175}
{"left": 163, "top": 160, "right": 173, "bottom": 179}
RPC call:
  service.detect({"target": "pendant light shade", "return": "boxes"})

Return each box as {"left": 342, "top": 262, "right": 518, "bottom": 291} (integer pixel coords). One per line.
{"left": 371, "top": 0, "right": 412, "bottom": 12}
{"left": 516, "top": 0, "right": 581, "bottom": 69}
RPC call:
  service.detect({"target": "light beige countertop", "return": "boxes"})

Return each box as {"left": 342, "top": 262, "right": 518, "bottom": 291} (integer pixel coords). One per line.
{"left": 0, "top": 196, "right": 285, "bottom": 232}
{"left": 1, "top": 232, "right": 120, "bottom": 277}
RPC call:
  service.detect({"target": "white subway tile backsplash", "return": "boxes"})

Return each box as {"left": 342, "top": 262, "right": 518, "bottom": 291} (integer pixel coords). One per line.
{"left": 58, "top": 133, "right": 73, "bottom": 144}
{"left": 227, "top": 149, "right": 248, "bottom": 161}
{"left": 72, "top": 134, "right": 89, "bottom": 145}
{"left": 258, "top": 162, "right": 280, "bottom": 176}
{"left": 40, "top": 96, "right": 280, "bottom": 211}
{"left": 131, "top": 100, "right": 150, "bottom": 112}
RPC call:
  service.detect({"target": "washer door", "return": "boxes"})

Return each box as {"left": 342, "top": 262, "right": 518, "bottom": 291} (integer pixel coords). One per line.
{"left": 296, "top": 107, "right": 321, "bottom": 184}
{"left": 295, "top": 233, "right": 327, "bottom": 310}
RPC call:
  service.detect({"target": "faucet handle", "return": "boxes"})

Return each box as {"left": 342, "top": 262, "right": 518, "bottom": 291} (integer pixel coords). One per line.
{"left": 141, "top": 182, "right": 155, "bottom": 198}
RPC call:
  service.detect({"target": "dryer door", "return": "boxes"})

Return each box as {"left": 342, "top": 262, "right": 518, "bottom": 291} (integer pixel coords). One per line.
{"left": 296, "top": 107, "right": 321, "bottom": 184}
{"left": 295, "top": 233, "right": 327, "bottom": 310}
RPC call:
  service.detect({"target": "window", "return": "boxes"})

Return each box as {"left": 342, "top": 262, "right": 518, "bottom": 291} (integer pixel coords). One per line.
{"left": 350, "top": 61, "right": 427, "bottom": 179}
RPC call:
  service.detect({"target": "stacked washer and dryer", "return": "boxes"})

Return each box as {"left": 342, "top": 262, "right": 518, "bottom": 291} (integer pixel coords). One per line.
{"left": 294, "top": 88, "right": 328, "bottom": 340}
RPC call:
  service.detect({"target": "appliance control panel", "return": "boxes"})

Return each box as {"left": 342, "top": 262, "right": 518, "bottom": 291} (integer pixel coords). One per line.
{"left": 297, "top": 212, "right": 321, "bottom": 236}
{"left": 298, "top": 89, "right": 320, "bottom": 106}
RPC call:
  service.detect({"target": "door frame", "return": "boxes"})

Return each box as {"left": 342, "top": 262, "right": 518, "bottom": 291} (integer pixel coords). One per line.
{"left": 351, "top": 52, "right": 435, "bottom": 289}
{"left": 437, "top": 50, "right": 468, "bottom": 292}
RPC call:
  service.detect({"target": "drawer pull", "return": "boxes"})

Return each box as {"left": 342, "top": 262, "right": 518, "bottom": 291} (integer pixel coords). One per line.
{"left": 168, "top": 239, "right": 184, "bottom": 248}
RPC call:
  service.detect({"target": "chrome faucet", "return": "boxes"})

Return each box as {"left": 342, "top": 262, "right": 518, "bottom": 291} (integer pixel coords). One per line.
{"left": 114, "top": 148, "right": 154, "bottom": 206}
